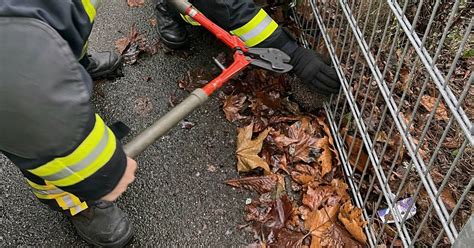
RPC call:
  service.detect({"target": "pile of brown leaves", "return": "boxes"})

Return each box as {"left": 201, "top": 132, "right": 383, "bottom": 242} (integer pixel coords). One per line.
{"left": 177, "top": 64, "right": 367, "bottom": 246}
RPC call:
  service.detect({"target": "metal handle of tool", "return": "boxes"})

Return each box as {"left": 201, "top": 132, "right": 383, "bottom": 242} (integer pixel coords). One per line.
{"left": 124, "top": 89, "right": 208, "bottom": 158}
{"left": 124, "top": 1, "right": 254, "bottom": 158}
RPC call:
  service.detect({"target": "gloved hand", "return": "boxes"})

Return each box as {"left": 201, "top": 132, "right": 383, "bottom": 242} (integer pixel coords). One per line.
{"left": 290, "top": 47, "right": 340, "bottom": 95}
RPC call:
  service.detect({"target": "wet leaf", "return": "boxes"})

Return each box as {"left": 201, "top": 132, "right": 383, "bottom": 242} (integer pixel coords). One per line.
{"left": 321, "top": 223, "right": 363, "bottom": 247}
{"left": 291, "top": 164, "right": 320, "bottom": 185}
{"left": 244, "top": 195, "right": 294, "bottom": 244}
{"left": 270, "top": 228, "right": 305, "bottom": 247}
{"left": 316, "top": 136, "right": 333, "bottom": 177}
{"left": 134, "top": 96, "right": 153, "bottom": 116}
{"left": 303, "top": 204, "right": 339, "bottom": 247}
{"left": 302, "top": 185, "right": 339, "bottom": 211}
{"left": 115, "top": 24, "right": 157, "bottom": 64}
{"left": 127, "top": 0, "right": 144, "bottom": 7}
{"left": 226, "top": 175, "right": 279, "bottom": 194}
{"left": 115, "top": 37, "right": 130, "bottom": 55}
{"left": 440, "top": 187, "right": 456, "bottom": 210}
{"left": 181, "top": 121, "right": 195, "bottom": 129}
{"left": 288, "top": 118, "right": 320, "bottom": 163}
{"left": 270, "top": 154, "right": 290, "bottom": 174}
{"left": 420, "top": 95, "right": 449, "bottom": 121}
{"left": 223, "top": 94, "right": 247, "bottom": 122}
{"left": 338, "top": 202, "right": 367, "bottom": 244}
{"left": 268, "top": 129, "right": 298, "bottom": 150}
{"left": 149, "top": 18, "right": 157, "bottom": 27}
{"left": 236, "top": 123, "right": 271, "bottom": 173}
{"left": 343, "top": 132, "right": 369, "bottom": 173}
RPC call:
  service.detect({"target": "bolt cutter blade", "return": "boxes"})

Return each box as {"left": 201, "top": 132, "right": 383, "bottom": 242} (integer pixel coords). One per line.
{"left": 247, "top": 48, "right": 293, "bottom": 73}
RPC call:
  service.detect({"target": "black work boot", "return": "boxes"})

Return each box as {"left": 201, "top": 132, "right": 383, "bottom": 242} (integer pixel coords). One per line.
{"left": 85, "top": 51, "right": 122, "bottom": 80}
{"left": 155, "top": 0, "right": 188, "bottom": 49}
{"left": 70, "top": 200, "right": 133, "bottom": 247}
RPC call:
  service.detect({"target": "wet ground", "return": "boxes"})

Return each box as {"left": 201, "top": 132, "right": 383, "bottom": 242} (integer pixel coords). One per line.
{"left": 0, "top": 1, "right": 328, "bottom": 246}
{"left": 0, "top": 1, "right": 252, "bottom": 246}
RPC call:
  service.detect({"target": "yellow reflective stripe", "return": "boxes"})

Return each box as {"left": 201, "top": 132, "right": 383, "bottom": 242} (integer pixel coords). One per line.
{"left": 81, "top": 0, "right": 97, "bottom": 22}
{"left": 231, "top": 9, "right": 268, "bottom": 37}
{"left": 26, "top": 179, "right": 56, "bottom": 191}
{"left": 56, "top": 194, "right": 77, "bottom": 210}
{"left": 70, "top": 202, "right": 89, "bottom": 216}
{"left": 48, "top": 127, "right": 116, "bottom": 187}
{"left": 243, "top": 20, "right": 278, "bottom": 47}
{"left": 27, "top": 179, "right": 67, "bottom": 199}
{"left": 29, "top": 115, "right": 105, "bottom": 177}
{"left": 28, "top": 115, "right": 117, "bottom": 187}
{"left": 79, "top": 40, "right": 89, "bottom": 60}
{"left": 33, "top": 191, "right": 67, "bottom": 200}
{"left": 180, "top": 14, "right": 201, "bottom": 26}
{"left": 230, "top": 9, "right": 278, "bottom": 47}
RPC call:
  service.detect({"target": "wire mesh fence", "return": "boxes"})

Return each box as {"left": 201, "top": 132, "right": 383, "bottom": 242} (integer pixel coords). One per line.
{"left": 290, "top": 0, "right": 473, "bottom": 247}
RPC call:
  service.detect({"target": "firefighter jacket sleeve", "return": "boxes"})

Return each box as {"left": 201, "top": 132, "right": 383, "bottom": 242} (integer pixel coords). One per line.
{"left": 0, "top": 2, "right": 126, "bottom": 201}
{"left": 190, "top": 0, "right": 297, "bottom": 54}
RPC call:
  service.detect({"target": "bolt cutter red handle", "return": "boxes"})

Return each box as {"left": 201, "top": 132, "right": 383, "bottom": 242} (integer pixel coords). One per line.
{"left": 124, "top": 1, "right": 291, "bottom": 158}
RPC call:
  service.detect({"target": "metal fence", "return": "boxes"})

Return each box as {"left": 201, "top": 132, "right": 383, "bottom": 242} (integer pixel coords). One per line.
{"left": 290, "top": 0, "right": 473, "bottom": 247}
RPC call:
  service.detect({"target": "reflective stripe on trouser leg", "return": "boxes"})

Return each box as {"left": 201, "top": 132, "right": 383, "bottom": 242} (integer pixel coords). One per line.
{"left": 79, "top": 0, "right": 102, "bottom": 59}
{"left": 230, "top": 9, "right": 278, "bottom": 47}
{"left": 26, "top": 179, "right": 88, "bottom": 216}
{"left": 27, "top": 114, "right": 117, "bottom": 187}
{"left": 81, "top": 0, "right": 102, "bottom": 23}
{"left": 180, "top": 14, "right": 201, "bottom": 26}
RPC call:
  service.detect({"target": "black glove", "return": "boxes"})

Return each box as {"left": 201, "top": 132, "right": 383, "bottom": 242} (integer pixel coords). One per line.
{"left": 290, "top": 47, "right": 340, "bottom": 95}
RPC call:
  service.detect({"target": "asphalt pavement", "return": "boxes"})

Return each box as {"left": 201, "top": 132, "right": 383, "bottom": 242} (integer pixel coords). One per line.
{"left": 0, "top": 1, "right": 330, "bottom": 246}
{"left": 0, "top": 1, "right": 253, "bottom": 246}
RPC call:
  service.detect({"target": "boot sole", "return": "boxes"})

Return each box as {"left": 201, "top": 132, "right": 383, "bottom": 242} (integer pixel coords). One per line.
{"left": 75, "top": 221, "right": 134, "bottom": 248}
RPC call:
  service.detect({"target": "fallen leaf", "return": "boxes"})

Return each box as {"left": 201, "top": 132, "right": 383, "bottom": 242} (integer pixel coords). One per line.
{"left": 181, "top": 121, "right": 195, "bottom": 129}
{"left": 303, "top": 204, "right": 339, "bottom": 248}
{"left": 149, "top": 18, "right": 157, "bottom": 27}
{"left": 271, "top": 228, "right": 305, "bottom": 247}
{"left": 134, "top": 96, "right": 153, "bottom": 115}
{"left": 270, "top": 154, "right": 290, "bottom": 174}
{"left": 338, "top": 202, "right": 367, "bottom": 244}
{"left": 223, "top": 94, "right": 247, "bottom": 122}
{"left": 316, "top": 136, "right": 334, "bottom": 177}
{"left": 399, "top": 68, "right": 410, "bottom": 90}
{"left": 115, "top": 24, "right": 158, "bottom": 64}
{"left": 291, "top": 163, "right": 320, "bottom": 185}
{"left": 420, "top": 95, "right": 449, "bottom": 121}
{"left": 244, "top": 195, "right": 294, "bottom": 244}
{"left": 255, "top": 91, "right": 282, "bottom": 110}
{"left": 440, "top": 187, "right": 456, "bottom": 210}
{"left": 236, "top": 123, "right": 271, "bottom": 173}
{"left": 115, "top": 37, "right": 130, "bottom": 55}
{"left": 288, "top": 118, "right": 320, "bottom": 163}
{"left": 343, "top": 132, "right": 369, "bottom": 173}
{"left": 302, "top": 184, "right": 338, "bottom": 210}
{"left": 321, "top": 223, "right": 363, "bottom": 247}
{"left": 268, "top": 129, "right": 298, "bottom": 150}
{"left": 226, "top": 175, "right": 279, "bottom": 194}
{"left": 127, "top": 0, "right": 144, "bottom": 7}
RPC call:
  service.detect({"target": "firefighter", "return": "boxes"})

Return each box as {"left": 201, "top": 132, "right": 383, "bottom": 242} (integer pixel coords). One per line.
{"left": 0, "top": 1, "right": 136, "bottom": 247}
{"left": 154, "top": 0, "right": 341, "bottom": 95}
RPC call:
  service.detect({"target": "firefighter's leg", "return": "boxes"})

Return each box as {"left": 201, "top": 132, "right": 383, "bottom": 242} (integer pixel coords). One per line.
{"left": 75, "top": 0, "right": 123, "bottom": 79}
{"left": 0, "top": 17, "right": 133, "bottom": 247}
{"left": 21, "top": 170, "right": 89, "bottom": 215}
{"left": 192, "top": 0, "right": 341, "bottom": 95}
{"left": 154, "top": 0, "right": 189, "bottom": 48}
